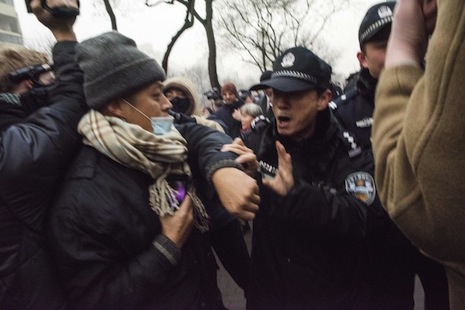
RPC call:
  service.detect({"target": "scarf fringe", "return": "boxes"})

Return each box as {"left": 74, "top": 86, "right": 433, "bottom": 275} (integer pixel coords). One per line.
{"left": 149, "top": 181, "right": 209, "bottom": 232}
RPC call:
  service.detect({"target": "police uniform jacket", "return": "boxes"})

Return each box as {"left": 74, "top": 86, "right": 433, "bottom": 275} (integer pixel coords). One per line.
{"left": 48, "top": 124, "right": 239, "bottom": 310}
{"left": 0, "top": 42, "right": 87, "bottom": 310}
{"left": 247, "top": 108, "right": 385, "bottom": 310}
{"left": 332, "top": 69, "right": 377, "bottom": 150}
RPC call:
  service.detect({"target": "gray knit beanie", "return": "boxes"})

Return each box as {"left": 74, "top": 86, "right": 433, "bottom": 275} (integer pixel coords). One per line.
{"left": 76, "top": 31, "right": 165, "bottom": 110}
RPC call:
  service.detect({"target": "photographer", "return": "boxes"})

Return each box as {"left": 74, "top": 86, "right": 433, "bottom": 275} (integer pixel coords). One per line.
{"left": 0, "top": 0, "right": 86, "bottom": 308}
{"left": 0, "top": 47, "right": 52, "bottom": 130}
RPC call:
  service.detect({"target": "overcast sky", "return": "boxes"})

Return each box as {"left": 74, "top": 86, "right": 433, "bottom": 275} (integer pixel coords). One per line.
{"left": 13, "top": 0, "right": 383, "bottom": 88}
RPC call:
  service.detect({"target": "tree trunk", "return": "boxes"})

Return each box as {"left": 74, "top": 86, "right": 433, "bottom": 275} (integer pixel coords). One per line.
{"left": 103, "top": 0, "right": 118, "bottom": 30}
{"left": 204, "top": 0, "right": 220, "bottom": 89}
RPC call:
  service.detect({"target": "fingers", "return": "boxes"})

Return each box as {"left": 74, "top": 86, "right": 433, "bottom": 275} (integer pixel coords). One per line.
{"left": 276, "top": 141, "right": 292, "bottom": 172}
{"left": 221, "top": 138, "right": 249, "bottom": 155}
{"left": 177, "top": 195, "right": 193, "bottom": 214}
{"left": 232, "top": 137, "right": 245, "bottom": 146}
{"left": 261, "top": 141, "right": 293, "bottom": 196}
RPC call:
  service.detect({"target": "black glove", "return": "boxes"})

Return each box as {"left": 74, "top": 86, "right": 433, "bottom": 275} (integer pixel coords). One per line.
{"left": 169, "top": 110, "right": 197, "bottom": 124}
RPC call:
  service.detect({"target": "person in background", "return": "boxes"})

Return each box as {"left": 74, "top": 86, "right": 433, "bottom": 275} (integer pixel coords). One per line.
{"left": 238, "top": 103, "right": 264, "bottom": 134}
{"left": 372, "top": 0, "right": 464, "bottom": 308}
{"left": 0, "top": 0, "right": 86, "bottom": 308}
{"left": 239, "top": 89, "right": 255, "bottom": 104}
{"left": 0, "top": 46, "right": 50, "bottom": 130}
{"left": 48, "top": 31, "right": 259, "bottom": 309}
{"left": 246, "top": 46, "right": 386, "bottom": 309}
{"left": 257, "top": 70, "right": 274, "bottom": 121}
{"left": 163, "top": 76, "right": 251, "bottom": 293}
{"left": 332, "top": 2, "right": 449, "bottom": 309}
{"left": 208, "top": 82, "right": 244, "bottom": 138}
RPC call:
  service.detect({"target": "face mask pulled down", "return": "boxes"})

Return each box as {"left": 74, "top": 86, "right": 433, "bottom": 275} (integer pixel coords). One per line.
{"left": 122, "top": 99, "right": 174, "bottom": 135}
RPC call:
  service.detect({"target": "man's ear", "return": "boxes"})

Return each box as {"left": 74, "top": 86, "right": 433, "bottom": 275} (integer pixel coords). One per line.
{"left": 317, "top": 89, "right": 333, "bottom": 111}
{"left": 357, "top": 51, "right": 369, "bottom": 69}
{"left": 103, "top": 99, "right": 125, "bottom": 118}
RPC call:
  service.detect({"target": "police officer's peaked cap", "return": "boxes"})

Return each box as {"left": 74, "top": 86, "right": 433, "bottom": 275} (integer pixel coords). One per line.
{"left": 250, "top": 47, "right": 331, "bottom": 93}
{"left": 359, "top": 1, "right": 396, "bottom": 47}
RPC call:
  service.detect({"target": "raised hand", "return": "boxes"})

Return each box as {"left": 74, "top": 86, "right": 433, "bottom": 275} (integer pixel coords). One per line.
{"left": 30, "top": 0, "right": 78, "bottom": 41}
{"left": 262, "top": 141, "right": 294, "bottom": 197}
{"left": 221, "top": 138, "right": 259, "bottom": 176}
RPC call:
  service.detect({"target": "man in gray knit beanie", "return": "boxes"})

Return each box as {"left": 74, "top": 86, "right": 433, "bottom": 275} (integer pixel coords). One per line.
{"left": 48, "top": 30, "right": 261, "bottom": 309}
{"left": 76, "top": 31, "right": 165, "bottom": 110}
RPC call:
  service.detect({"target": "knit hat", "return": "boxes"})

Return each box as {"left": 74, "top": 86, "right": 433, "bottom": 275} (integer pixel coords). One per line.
{"left": 76, "top": 31, "right": 165, "bottom": 110}
{"left": 358, "top": 1, "right": 396, "bottom": 47}
{"left": 163, "top": 76, "right": 200, "bottom": 115}
{"left": 250, "top": 46, "right": 331, "bottom": 92}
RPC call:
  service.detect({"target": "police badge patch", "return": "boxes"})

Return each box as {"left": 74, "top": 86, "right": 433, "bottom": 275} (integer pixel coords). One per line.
{"left": 345, "top": 172, "right": 376, "bottom": 205}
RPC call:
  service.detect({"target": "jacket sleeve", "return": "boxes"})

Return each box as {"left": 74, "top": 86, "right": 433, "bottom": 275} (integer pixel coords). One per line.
{"left": 0, "top": 41, "right": 86, "bottom": 230}
{"left": 372, "top": 0, "right": 465, "bottom": 263}
{"left": 177, "top": 123, "right": 243, "bottom": 182}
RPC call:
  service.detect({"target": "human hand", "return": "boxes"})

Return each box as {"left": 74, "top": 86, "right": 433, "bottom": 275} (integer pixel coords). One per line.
{"left": 232, "top": 109, "right": 242, "bottom": 121}
{"left": 385, "top": 0, "right": 437, "bottom": 68}
{"left": 221, "top": 138, "right": 258, "bottom": 176}
{"left": 262, "top": 141, "right": 293, "bottom": 196}
{"left": 30, "top": 0, "right": 78, "bottom": 41}
{"left": 211, "top": 167, "right": 260, "bottom": 221}
{"left": 160, "top": 196, "right": 194, "bottom": 249}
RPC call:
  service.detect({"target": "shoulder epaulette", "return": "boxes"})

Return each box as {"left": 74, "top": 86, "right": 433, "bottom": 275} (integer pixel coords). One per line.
{"left": 342, "top": 131, "right": 362, "bottom": 158}
{"left": 329, "top": 87, "right": 358, "bottom": 110}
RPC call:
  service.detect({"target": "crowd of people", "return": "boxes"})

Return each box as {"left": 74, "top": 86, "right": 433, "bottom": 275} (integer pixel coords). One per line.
{"left": 1, "top": 0, "right": 464, "bottom": 309}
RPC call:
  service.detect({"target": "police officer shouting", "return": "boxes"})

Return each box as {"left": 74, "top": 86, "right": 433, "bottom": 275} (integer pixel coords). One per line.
{"left": 244, "top": 46, "right": 385, "bottom": 309}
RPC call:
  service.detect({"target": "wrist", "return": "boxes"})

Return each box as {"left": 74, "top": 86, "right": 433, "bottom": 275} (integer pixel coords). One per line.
{"left": 51, "top": 27, "right": 76, "bottom": 42}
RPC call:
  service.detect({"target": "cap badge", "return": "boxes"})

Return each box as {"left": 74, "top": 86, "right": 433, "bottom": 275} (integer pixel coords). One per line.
{"left": 281, "top": 52, "right": 295, "bottom": 68}
{"left": 378, "top": 5, "right": 393, "bottom": 19}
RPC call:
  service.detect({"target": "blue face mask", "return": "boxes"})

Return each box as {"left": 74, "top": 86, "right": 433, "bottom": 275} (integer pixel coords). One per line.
{"left": 151, "top": 116, "right": 174, "bottom": 135}
{"left": 122, "top": 99, "right": 174, "bottom": 135}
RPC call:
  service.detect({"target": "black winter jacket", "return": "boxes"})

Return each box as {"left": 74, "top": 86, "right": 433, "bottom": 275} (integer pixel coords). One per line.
{"left": 208, "top": 99, "right": 244, "bottom": 139}
{"left": 48, "top": 124, "right": 240, "bottom": 310}
{"left": 247, "top": 109, "right": 386, "bottom": 310}
{"left": 0, "top": 42, "right": 87, "bottom": 310}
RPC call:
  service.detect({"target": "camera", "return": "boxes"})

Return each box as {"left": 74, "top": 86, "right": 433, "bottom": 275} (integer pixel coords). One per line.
{"left": 9, "top": 64, "right": 54, "bottom": 86}
{"left": 204, "top": 87, "right": 221, "bottom": 100}
{"left": 26, "top": 0, "right": 80, "bottom": 18}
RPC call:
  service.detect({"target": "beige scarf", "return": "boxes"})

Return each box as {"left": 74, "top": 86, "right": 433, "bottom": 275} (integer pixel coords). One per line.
{"left": 78, "top": 109, "right": 209, "bottom": 232}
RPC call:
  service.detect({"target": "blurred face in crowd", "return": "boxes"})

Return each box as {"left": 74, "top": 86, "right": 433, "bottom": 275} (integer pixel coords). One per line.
{"left": 241, "top": 112, "right": 254, "bottom": 130}
{"left": 222, "top": 91, "right": 237, "bottom": 105}
{"left": 106, "top": 81, "right": 172, "bottom": 132}
{"left": 164, "top": 88, "right": 186, "bottom": 101}
{"left": 357, "top": 27, "right": 390, "bottom": 79}
{"left": 272, "top": 88, "right": 331, "bottom": 142}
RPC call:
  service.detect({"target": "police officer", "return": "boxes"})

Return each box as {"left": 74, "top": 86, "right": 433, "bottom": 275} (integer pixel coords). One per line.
{"left": 332, "top": 2, "right": 449, "bottom": 309}
{"left": 245, "top": 46, "right": 387, "bottom": 309}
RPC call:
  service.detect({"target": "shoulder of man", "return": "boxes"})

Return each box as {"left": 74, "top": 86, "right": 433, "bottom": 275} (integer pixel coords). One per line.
{"left": 329, "top": 87, "right": 358, "bottom": 111}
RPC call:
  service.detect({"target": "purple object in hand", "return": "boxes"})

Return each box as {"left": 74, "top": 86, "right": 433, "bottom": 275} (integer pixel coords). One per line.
{"left": 171, "top": 180, "right": 186, "bottom": 204}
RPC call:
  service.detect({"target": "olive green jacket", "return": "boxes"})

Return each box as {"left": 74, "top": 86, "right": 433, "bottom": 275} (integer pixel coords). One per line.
{"left": 372, "top": 0, "right": 465, "bottom": 308}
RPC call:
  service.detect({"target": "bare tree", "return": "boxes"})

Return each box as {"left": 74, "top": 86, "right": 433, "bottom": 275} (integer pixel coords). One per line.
{"left": 147, "top": 0, "right": 220, "bottom": 89}
{"left": 102, "top": 0, "right": 118, "bottom": 30}
{"left": 216, "top": 0, "right": 350, "bottom": 72}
